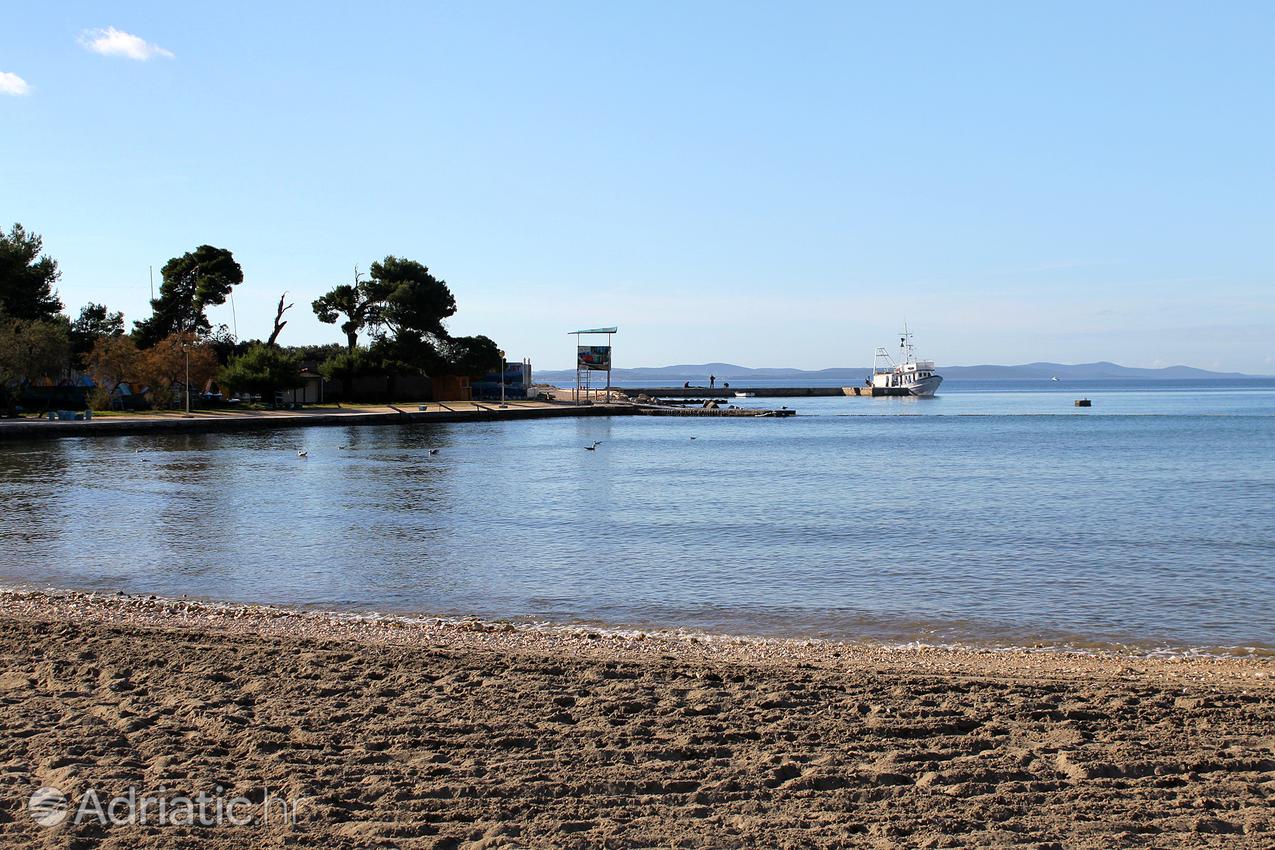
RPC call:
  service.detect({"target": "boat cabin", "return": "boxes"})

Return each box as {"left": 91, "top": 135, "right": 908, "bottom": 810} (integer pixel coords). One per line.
{"left": 872, "top": 359, "right": 936, "bottom": 388}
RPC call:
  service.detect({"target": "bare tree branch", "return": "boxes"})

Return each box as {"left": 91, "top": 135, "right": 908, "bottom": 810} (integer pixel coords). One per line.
{"left": 267, "top": 292, "right": 294, "bottom": 347}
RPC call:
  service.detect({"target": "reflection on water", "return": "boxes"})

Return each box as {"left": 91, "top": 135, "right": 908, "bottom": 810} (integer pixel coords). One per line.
{"left": 1, "top": 384, "right": 1273, "bottom": 653}
{"left": 0, "top": 441, "right": 73, "bottom": 551}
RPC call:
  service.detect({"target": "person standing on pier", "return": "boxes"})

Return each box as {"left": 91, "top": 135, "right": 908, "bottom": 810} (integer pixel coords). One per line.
{"left": 709, "top": 374, "right": 716, "bottom": 388}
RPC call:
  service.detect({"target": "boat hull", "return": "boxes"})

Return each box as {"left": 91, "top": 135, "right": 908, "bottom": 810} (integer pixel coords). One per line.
{"left": 909, "top": 375, "right": 943, "bottom": 397}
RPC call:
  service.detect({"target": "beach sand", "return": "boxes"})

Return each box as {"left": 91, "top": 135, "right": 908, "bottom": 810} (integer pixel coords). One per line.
{"left": 0, "top": 591, "right": 1271, "bottom": 848}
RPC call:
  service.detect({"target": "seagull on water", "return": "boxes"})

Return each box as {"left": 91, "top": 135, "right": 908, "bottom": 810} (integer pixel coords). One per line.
{"left": 584, "top": 441, "right": 602, "bottom": 451}
{"left": 297, "top": 450, "right": 308, "bottom": 458}
{"left": 428, "top": 448, "right": 440, "bottom": 455}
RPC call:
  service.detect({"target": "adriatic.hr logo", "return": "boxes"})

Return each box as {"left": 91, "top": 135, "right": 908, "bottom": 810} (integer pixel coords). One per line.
{"left": 24, "top": 784, "right": 304, "bottom": 828}
{"left": 27, "top": 787, "right": 68, "bottom": 827}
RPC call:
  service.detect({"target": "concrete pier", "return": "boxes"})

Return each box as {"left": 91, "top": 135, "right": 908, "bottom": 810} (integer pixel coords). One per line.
{"left": 839, "top": 385, "right": 913, "bottom": 397}
{"left": 617, "top": 385, "right": 911, "bottom": 399}
{"left": 633, "top": 404, "right": 795, "bottom": 417}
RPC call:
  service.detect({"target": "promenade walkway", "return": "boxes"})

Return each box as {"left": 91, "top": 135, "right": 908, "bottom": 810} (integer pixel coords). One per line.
{"left": 0, "top": 400, "right": 623, "bottom": 441}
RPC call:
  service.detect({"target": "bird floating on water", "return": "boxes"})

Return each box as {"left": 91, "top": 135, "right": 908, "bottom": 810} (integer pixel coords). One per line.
{"left": 297, "top": 450, "right": 308, "bottom": 458}
{"left": 428, "top": 448, "right": 440, "bottom": 455}
{"left": 584, "top": 441, "right": 602, "bottom": 451}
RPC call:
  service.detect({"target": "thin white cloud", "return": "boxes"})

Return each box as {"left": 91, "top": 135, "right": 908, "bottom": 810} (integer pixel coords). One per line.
{"left": 79, "top": 27, "right": 174, "bottom": 61}
{"left": 0, "top": 71, "right": 31, "bottom": 96}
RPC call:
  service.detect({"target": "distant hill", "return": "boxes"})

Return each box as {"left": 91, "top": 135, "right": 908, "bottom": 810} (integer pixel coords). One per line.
{"left": 533, "top": 361, "right": 1259, "bottom": 383}
{"left": 939, "top": 362, "right": 1254, "bottom": 381}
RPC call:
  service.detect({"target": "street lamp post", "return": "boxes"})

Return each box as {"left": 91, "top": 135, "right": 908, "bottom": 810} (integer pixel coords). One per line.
{"left": 499, "top": 349, "right": 506, "bottom": 406}
{"left": 183, "top": 336, "right": 192, "bottom": 417}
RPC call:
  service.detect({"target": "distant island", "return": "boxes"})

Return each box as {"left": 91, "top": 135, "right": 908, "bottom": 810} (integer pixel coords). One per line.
{"left": 535, "top": 361, "right": 1262, "bottom": 383}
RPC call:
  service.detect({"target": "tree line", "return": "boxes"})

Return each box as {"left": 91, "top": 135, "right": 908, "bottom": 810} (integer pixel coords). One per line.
{"left": 0, "top": 222, "right": 500, "bottom": 414}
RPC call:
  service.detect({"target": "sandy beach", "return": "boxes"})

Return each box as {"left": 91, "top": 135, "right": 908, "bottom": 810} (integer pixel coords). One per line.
{"left": 0, "top": 590, "right": 1271, "bottom": 849}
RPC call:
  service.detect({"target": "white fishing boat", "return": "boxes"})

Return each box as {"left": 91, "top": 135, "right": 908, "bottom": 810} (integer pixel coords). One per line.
{"left": 869, "top": 327, "right": 943, "bottom": 397}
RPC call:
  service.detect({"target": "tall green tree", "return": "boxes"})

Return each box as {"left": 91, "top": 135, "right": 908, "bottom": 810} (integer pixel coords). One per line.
{"left": 316, "top": 255, "right": 497, "bottom": 381}
{"left": 361, "top": 256, "right": 464, "bottom": 377}
{"left": 133, "top": 245, "right": 243, "bottom": 348}
{"left": 70, "top": 302, "right": 125, "bottom": 368}
{"left": 311, "top": 267, "right": 386, "bottom": 351}
{"left": 0, "top": 223, "right": 63, "bottom": 321}
{"left": 369, "top": 256, "right": 456, "bottom": 339}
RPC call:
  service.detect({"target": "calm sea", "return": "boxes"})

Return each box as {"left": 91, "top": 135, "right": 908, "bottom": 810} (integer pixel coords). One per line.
{"left": 2, "top": 379, "right": 1273, "bottom": 655}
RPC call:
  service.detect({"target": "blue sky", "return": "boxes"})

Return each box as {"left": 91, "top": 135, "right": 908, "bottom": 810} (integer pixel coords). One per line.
{"left": 2, "top": 2, "right": 1272, "bottom": 371}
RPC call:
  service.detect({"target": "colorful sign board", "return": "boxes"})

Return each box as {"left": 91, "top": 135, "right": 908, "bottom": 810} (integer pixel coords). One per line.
{"left": 577, "top": 345, "right": 612, "bottom": 371}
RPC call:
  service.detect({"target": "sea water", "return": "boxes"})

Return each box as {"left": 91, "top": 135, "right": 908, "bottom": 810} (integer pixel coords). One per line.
{"left": 1, "top": 380, "right": 1272, "bottom": 654}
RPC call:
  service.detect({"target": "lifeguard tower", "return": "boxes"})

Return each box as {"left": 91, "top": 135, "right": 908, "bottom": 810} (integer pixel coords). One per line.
{"left": 569, "top": 327, "right": 617, "bottom": 402}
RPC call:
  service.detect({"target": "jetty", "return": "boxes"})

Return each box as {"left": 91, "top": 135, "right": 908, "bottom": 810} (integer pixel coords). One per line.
{"left": 633, "top": 404, "right": 795, "bottom": 417}
{"left": 616, "top": 385, "right": 912, "bottom": 399}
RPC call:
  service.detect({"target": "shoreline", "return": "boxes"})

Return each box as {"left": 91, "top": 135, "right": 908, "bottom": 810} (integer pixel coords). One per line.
{"left": 2, "top": 588, "right": 1272, "bottom": 847}
{"left": 3, "top": 588, "right": 1270, "bottom": 682}
{"left": 3, "top": 584, "right": 1271, "bottom": 664}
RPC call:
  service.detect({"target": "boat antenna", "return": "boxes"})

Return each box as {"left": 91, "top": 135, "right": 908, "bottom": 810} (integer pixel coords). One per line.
{"left": 900, "top": 321, "right": 915, "bottom": 365}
